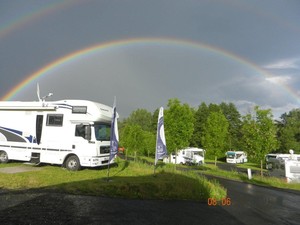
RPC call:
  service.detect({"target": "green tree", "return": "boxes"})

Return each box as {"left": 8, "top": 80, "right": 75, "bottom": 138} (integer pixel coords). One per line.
{"left": 219, "top": 102, "right": 242, "bottom": 150}
{"left": 201, "top": 111, "right": 229, "bottom": 158}
{"left": 123, "top": 109, "right": 153, "bottom": 132}
{"left": 241, "top": 106, "right": 279, "bottom": 162}
{"left": 141, "top": 131, "right": 156, "bottom": 157}
{"left": 190, "top": 102, "right": 209, "bottom": 148}
{"left": 164, "top": 98, "right": 194, "bottom": 152}
{"left": 119, "top": 124, "right": 144, "bottom": 155}
{"left": 151, "top": 108, "right": 160, "bottom": 134}
{"left": 277, "top": 109, "right": 300, "bottom": 153}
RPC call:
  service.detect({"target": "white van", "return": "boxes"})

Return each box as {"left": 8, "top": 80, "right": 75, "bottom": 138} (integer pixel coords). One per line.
{"left": 226, "top": 151, "right": 247, "bottom": 164}
{"left": 163, "top": 147, "right": 205, "bottom": 165}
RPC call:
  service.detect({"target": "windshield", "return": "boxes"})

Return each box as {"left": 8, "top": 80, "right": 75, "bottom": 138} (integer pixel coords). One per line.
{"left": 227, "top": 152, "right": 235, "bottom": 158}
{"left": 94, "top": 123, "right": 111, "bottom": 141}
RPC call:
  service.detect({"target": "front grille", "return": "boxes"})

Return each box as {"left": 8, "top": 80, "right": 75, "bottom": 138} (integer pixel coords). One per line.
{"left": 100, "top": 146, "right": 110, "bottom": 154}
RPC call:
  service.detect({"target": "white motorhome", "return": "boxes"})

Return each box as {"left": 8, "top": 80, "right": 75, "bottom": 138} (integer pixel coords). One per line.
{"left": 0, "top": 99, "right": 116, "bottom": 170}
{"left": 265, "top": 153, "right": 291, "bottom": 170}
{"left": 267, "top": 150, "right": 300, "bottom": 183}
{"left": 226, "top": 151, "right": 247, "bottom": 164}
{"left": 163, "top": 147, "right": 205, "bottom": 165}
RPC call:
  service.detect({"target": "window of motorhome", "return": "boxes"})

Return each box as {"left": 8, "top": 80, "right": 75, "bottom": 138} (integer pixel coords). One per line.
{"left": 46, "top": 114, "right": 63, "bottom": 126}
{"left": 194, "top": 151, "right": 204, "bottom": 157}
{"left": 227, "top": 152, "right": 235, "bottom": 158}
{"left": 75, "top": 124, "right": 87, "bottom": 139}
{"left": 94, "top": 123, "right": 111, "bottom": 141}
{"left": 236, "top": 153, "right": 242, "bottom": 158}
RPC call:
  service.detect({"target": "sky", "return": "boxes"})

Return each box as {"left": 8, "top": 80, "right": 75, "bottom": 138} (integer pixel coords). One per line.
{"left": 1, "top": 0, "right": 300, "bottom": 119}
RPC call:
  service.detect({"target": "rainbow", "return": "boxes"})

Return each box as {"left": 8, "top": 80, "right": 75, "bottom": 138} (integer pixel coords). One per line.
{"left": 0, "top": 1, "right": 80, "bottom": 39}
{"left": 1, "top": 37, "right": 299, "bottom": 102}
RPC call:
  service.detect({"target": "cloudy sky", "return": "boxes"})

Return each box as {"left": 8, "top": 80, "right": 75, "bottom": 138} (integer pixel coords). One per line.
{"left": 1, "top": 0, "right": 300, "bottom": 119}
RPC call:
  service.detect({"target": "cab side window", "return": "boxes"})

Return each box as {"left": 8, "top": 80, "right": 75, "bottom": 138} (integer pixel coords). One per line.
{"left": 75, "top": 125, "right": 86, "bottom": 139}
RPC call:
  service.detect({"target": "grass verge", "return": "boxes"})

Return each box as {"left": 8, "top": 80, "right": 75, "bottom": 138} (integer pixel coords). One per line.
{"left": 197, "top": 162, "right": 300, "bottom": 191}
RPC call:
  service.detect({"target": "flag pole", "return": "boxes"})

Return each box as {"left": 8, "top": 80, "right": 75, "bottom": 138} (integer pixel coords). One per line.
{"left": 107, "top": 159, "right": 111, "bottom": 181}
{"left": 154, "top": 147, "right": 157, "bottom": 176}
{"left": 106, "top": 97, "right": 118, "bottom": 182}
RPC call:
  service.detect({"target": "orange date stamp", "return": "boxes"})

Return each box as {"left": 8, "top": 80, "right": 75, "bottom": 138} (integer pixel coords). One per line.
{"left": 207, "top": 197, "right": 231, "bottom": 206}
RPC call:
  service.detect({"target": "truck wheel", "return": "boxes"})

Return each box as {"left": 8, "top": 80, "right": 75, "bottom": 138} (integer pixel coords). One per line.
{"left": 65, "top": 155, "right": 81, "bottom": 171}
{"left": 0, "top": 151, "right": 8, "bottom": 163}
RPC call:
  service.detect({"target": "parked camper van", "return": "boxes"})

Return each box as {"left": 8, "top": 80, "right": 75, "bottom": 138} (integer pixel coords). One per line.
{"left": 226, "top": 151, "right": 247, "bottom": 164}
{"left": 266, "top": 150, "right": 300, "bottom": 183}
{"left": 0, "top": 99, "right": 116, "bottom": 171}
{"left": 163, "top": 147, "right": 205, "bottom": 165}
{"left": 265, "top": 153, "right": 290, "bottom": 170}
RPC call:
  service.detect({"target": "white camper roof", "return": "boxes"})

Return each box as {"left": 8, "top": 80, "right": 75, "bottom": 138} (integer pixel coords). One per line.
{"left": 180, "top": 147, "right": 205, "bottom": 152}
{"left": 0, "top": 99, "right": 114, "bottom": 123}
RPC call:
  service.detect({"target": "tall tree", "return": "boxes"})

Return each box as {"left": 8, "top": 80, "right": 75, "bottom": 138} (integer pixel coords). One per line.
{"left": 241, "top": 106, "right": 279, "bottom": 162}
{"left": 201, "top": 111, "right": 229, "bottom": 158}
{"left": 219, "top": 102, "right": 242, "bottom": 150}
{"left": 119, "top": 124, "right": 144, "bottom": 155}
{"left": 141, "top": 131, "right": 156, "bottom": 157}
{"left": 190, "top": 102, "right": 209, "bottom": 147}
{"left": 164, "top": 98, "right": 194, "bottom": 152}
{"left": 277, "top": 109, "right": 300, "bottom": 153}
{"left": 123, "top": 109, "right": 153, "bottom": 132}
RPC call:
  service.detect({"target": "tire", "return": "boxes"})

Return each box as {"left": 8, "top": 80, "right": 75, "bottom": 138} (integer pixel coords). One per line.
{"left": 0, "top": 151, "right": 9, "bottom": 163}
{"left": 65, "top": 155, "right": 81, "bottom": 171}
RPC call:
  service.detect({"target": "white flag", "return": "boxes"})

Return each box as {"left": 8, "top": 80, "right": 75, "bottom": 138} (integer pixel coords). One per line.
{"left": 109, "top": 98, "right": 119, "bottom": 162}
{"left": 155, "top": 107, "right": 167, "bottom": 165}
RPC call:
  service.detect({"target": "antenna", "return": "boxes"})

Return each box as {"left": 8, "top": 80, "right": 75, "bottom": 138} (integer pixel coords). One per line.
{"left": 37, "top": 83, "right": 41, "bottom": 102}
{"left": 37, "top": 83, "right": 53, "bottom": 102}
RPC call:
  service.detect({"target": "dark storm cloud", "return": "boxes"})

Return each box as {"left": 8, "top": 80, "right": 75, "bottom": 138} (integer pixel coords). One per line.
{"left": 1, "top": 0, "right": 300, "bottom": 118}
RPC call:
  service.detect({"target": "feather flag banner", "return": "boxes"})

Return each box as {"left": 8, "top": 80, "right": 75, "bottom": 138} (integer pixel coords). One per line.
{"left": 109, "top": 97, "right": 119, "bottom": 162}
{"left": 155, "top": 107, "right": 167, "bottom": 166}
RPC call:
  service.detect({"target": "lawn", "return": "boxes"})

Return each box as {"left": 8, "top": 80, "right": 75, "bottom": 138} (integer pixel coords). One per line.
{"left": 0, "top": 158, "right": 227, "bottom": 201}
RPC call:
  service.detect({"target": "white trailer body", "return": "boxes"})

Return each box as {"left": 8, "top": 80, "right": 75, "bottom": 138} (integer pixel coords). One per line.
{"left": 0, "top": 100, "right": 115, "bottom": 170}
{"left": 266, "top": 151, "right": 300, "bottom": 183}
{"left": 285, "top": 160, "right": 300, "bottom": 183}
{"left": 163, "top": 148, "right": 205, "bottom": 165}
{"left": 226, "top": 151, "right": 247, "bottom": 164}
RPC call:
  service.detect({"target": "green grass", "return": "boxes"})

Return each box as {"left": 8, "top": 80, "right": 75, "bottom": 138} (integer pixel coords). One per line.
{"left": 236, "top": 162, "right": 267, "bottom": 172}
{"left": 133, "top": 156, "right": 300, "bottom": 191}
{"left": 0, "top": 159, "right": 226, "bottom": 201}
{"left": 197, "top": 162, "right": 300, "bottom": 191}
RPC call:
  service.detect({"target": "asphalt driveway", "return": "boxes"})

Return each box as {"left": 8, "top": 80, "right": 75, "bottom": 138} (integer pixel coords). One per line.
{"left": 0, "top": 189, "right": 241, "bottom": 225}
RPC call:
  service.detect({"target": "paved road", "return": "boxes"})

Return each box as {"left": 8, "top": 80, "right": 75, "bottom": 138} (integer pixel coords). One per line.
{"left": 203, "top": 175, "right": 300, "bottom": 225}
{"left": 0, "top": 189, "right": 241, "bottom": 225}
